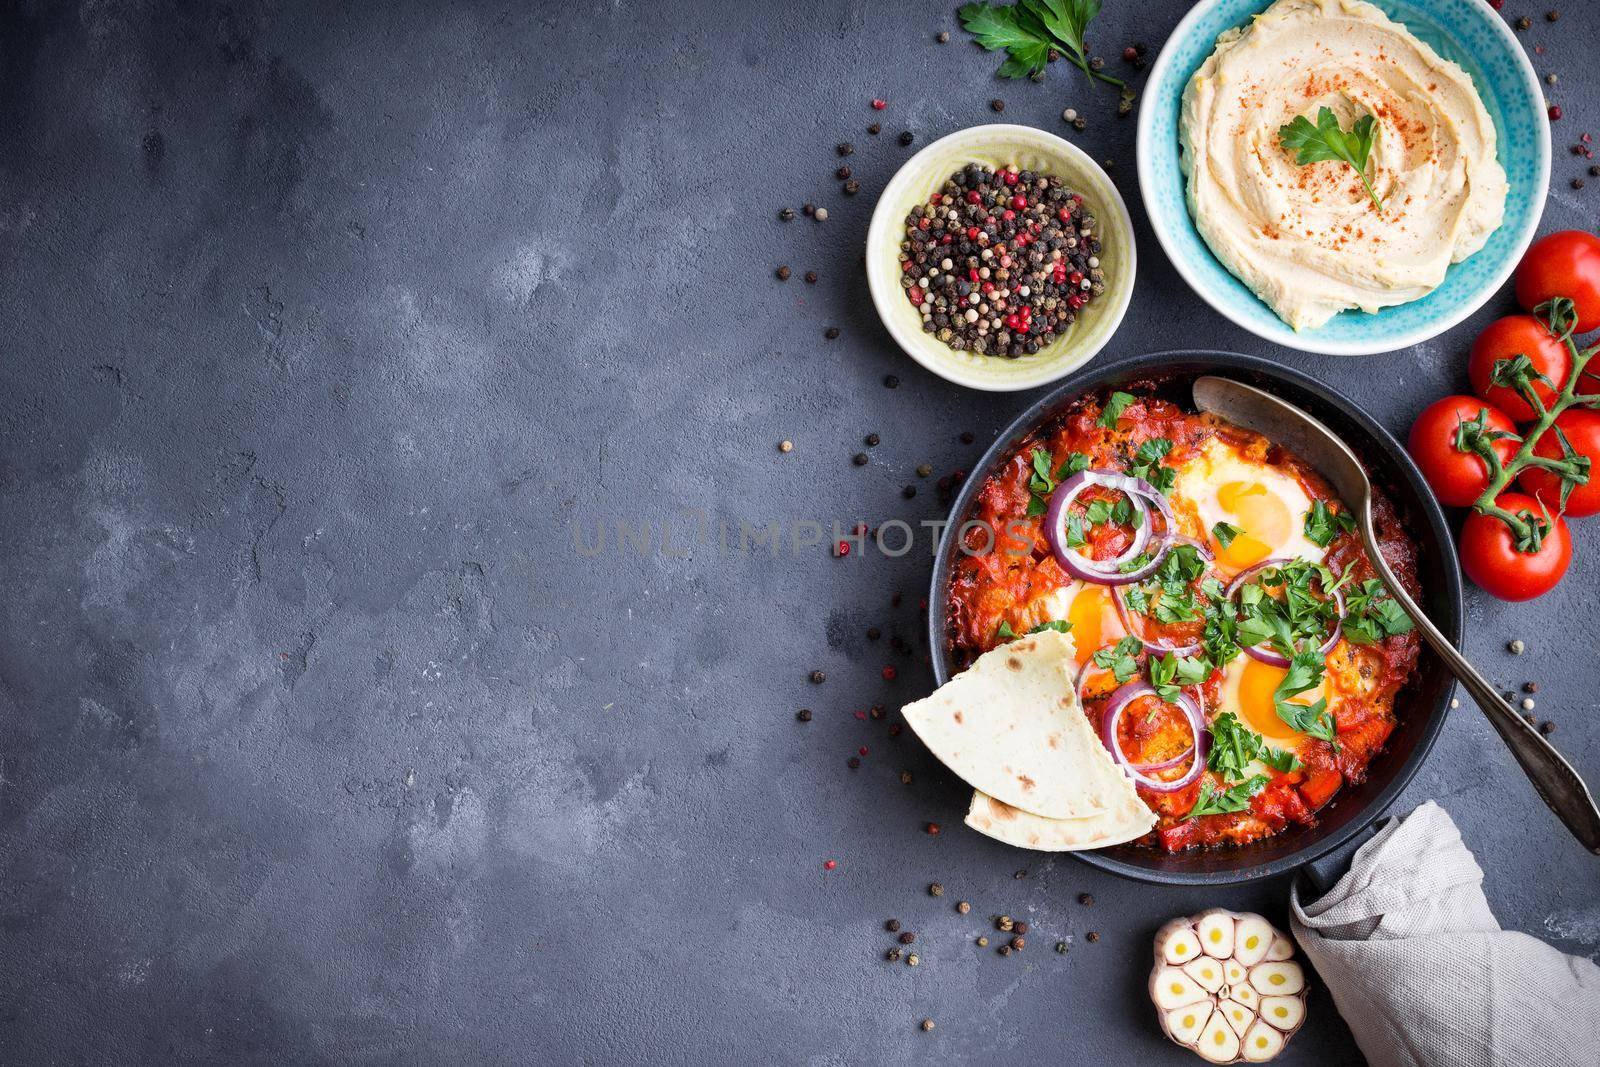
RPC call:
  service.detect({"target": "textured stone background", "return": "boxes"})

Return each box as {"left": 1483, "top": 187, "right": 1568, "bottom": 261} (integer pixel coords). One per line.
{"left": 3, "top": 1, "right": 1598, "bottom": 1063}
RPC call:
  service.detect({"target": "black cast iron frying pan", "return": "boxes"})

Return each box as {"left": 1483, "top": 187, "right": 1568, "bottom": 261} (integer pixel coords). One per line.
{"left": 925, "top": 351, "right": 1464, "bottom": 886}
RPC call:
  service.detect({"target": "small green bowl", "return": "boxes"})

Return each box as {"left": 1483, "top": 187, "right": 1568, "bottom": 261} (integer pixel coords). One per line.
{"left": 865, "top": 124, "right": 1136, "bottom": 392}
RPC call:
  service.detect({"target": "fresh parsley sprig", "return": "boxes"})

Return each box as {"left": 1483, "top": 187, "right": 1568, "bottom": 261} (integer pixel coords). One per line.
{"left": 1277, "top": 106, "right": 1384, "bottom": 214}
{"left": 958, "top": 0, "right": 1127, "bottom": 89}
{"left": 1187, "top": 775, "right": 1271, "bottom": 819}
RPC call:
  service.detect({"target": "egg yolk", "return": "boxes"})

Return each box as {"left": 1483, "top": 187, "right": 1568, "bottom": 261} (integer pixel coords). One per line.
{"left": 1067, "top": 585, "right": 1114, "bottom": 668}
{"left": 1214, "top": 481, "right": 1292, "bottom": 570}
{"left": 1237, "top": 657, "right": 1313, "bottom": 741}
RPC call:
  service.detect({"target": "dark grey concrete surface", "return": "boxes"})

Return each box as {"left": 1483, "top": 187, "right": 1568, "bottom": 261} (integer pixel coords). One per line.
{"left": 3, "top": 1, "right": 1598, "bottom": 1063}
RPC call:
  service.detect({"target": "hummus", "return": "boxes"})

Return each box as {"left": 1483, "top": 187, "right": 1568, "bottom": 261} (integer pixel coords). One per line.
{"left": 1180, "top": 0, "right": 1508, "bottom": 330}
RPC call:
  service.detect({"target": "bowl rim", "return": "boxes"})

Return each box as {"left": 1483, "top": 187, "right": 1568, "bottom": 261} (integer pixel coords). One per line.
{"left": 924, "top": 350, "right": 1464, "bottom": 885}
{"left": 1134, "top": 0, "right": 1551, "bottom": 357}
{"left": 865, "top": 123, "right": 1137, "bottom": 392}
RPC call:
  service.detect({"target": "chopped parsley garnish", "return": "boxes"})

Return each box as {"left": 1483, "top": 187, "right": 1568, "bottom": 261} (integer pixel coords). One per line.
{"left": 1211, "top": 521, "right": 1243, "bottom": 549}
{"left": 1055, "top": 451, "right": 1091, "bottom": 480}
{"left": 1303, "top": 500, "right": 1356, "bottom": 548}
{"left": 996, "top": 621, "right": 1017, "bottom": 641}
{"left": 1026, "top": 447, "right": 1056, "bottom": 515}
{"left": 1207, "top": 711, "right": 1302, "bottom": 780}
{"left": 1149, "top": 651, "right": 1212, "bottom": 704}
{"left": 1186, "top": 775, "right": 1271, "bottom": 819}
{"left": 1062, "top": 512, "right": 1087, "bottom": 548}
{"left": 1128, "top": 437, "right": 1176, "bottom": 494}
{"left": 1273, "top": 647, "right": 1338, "bottom": 747}
{"left": 1091, "top": 635, "right": 1144, "bottom": 683}
{"left": 1027, "top": 620, "right": 1073, "bottom": 635}
{"left": 1097, "top": 391, "right": 1136, "bottom": 428}
{"left": 1340, "top": 579, "right": 1415, "bottom": 644}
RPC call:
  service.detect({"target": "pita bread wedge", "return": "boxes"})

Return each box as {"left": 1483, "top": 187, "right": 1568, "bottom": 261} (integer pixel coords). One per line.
{"left": 966, "top": 787, "right": 1155, "bottom": 851}
{"left": 900, "top": 630, "right": 1142, "bottom": 820}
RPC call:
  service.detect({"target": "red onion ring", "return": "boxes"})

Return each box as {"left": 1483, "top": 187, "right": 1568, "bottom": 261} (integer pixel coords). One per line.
{"left": 1099, "top": 681, "right": 1209, "bottom": 792}
{"left": 1108, "top": 537, "right": 1216, "bottom": 656}
{"left": 1045, "top": 470, "right": 1175, "bottom": 585}
{"left": 1224, "top": 558, "right": 1346, "bottom": 668}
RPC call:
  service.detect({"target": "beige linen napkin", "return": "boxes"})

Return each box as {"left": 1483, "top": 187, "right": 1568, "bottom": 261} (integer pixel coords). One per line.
{"left": 1289, "top": 801, "right": 1600, "bottom": 1066}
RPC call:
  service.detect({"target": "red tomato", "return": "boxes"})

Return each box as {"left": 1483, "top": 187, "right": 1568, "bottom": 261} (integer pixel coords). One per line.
{"left": 1467, "top": 315, "right": 1571, "bottom": 421}
{"left": 1516, "top": 230, "right": 1600, "bottom": 333}
{"left": 1459, "top": 493, "right": 1572, "bottom": 601}
{"left": 1407, "top": 396, "right": 1519, "bottom": 507}
{"left": 1518, "top": 408, "right": 1600, "bottom": 517}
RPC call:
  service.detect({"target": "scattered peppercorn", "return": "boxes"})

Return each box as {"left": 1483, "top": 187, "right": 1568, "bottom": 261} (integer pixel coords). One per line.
{"left": 1011, "top": 936, "right": 1026, "bottom": 950}
{"left": 837, "top": 164, "right": 852, "bottom": 180}
{"left": 888, "top": 723, "right": 902, "bottom": 737}
{"left": 1524, "top": 712, "right": 1537, "bottom": 726}
{"left": 925, "top": 822, "right": 940, "bottom": 835}
{"left": 990, "top": 98, "right": 1006, "bottom": 112}
{"left": 866, "top": 627, "right": 881, "bottom": 641}
{"left": 917, "top": 463, "right": 933, "bottom": 477}
{"left": 886, "top": 919, "right": 902, "bottom": 933}
{"left": 976, "top": 936, "right": 989, "bottom": 947}
{"left": 796, "top": 708, "right": 812, "bottom": 722}
{"left": 1549, "top": 105, "right": 1562, "bottom": 121}
{"left": 824, "top": 859, "right": 837, "bottom": 870}
{"left": 1509, "top": 639, "right": 1526, "bottom": 655}
{"left": 837, "top": 143, "right": 854, "bottom": 157}
{"left": 920, "top": 1018, "right": 934, "bottom": 1031}
{"left": 1522, "top": 697, "right": 1537, "bottom": 710}
{"left": 810, "top": 670, "right": 826, "bottom": 683}
{"left": 899, "top": 931, "right": 916, "bottom": 944}
{"left": 1079, "top": 893, "right": 1094, "bottom": 906}
{"left": 852, "top": 452, "right": 869, "bottom": 467}
{"left": 902, "top": 485, "right": 916, "bottom": 499}
{"left": 825, "top": 327, "right": 841, "bottom": 340}
{"left": 847, "top": 756, "right": 861, "bottom": 769}
{"left": 1524, "top": 681, "right": 1540, "bottom": 693}
{"left": 862, "top": 432, "right": 880, "bottom": 447}
{"left": 937, "top": 30, "right": 950, "bottom": 43}
{"left": 778, "top": 439, "right": 794, "bottom": 453}
{"left": 998, "top": 944, "right": 1012, "bottom": 957}
{"left": 1516, "top": 15, "right": 1532, "bottom": 29}
{"left": 779, "top": 207, "right": 796, "bottom": 221}
{"left": 900, "top": 770, "right": 913, "bottom": 785}
{"left": 1591, "top": 165, "right": 1600, "bottom": 177}
{"left": 775, "top": 265, "right": 791, "bottom": 280}
{"left": 1123, "top": 46, "right": 1138, "bottom": 61}
{"left": 1546, "top": 73, "right": 1559, "bottom": 85}
{"left": 802, "top": 203, "right": 816, "bottom": 217}
{"left": 1013, "top": 869, "right": 1027, "bottom": 880}
{"left": 1575, "top": 179, "right": 1587, "bottom": 190}
{"left": 997, "top": 916, "right": 1013, "bottom": 932}
{"left": 1086, "top": 931, "right": 1099, "bottom": 943}
{"left": 868, "top": 123, "right": 881, "bottom": 135}
{"left": 803, "top": 271, "right": 818, "bottom": 285}
{"left": 957, "top": 901, "right": 971, "bottom": 914}
{"left": 1546, "top": 9, "right": 1559, "bottom": 20}
{"left": 1072, "top": 116, "right": 1087, "bottom": 131}
{"left": 1541, "top": 720, "right": 1556, "bottom": 735}
{"left": 1014, "top": 920, "right": 1030, "bottom": 935}
{"left": 899, "top": 131, "right": 914, "bottom": 146}
{"left": 884, "top": 374, "right": 900, "bottom": 388}
{"left": 843, "top": 180, "right": 860, "bottom": 196}
{"left": 1055, "top": 941, "right": 1068, "bottom": 954}
{"left": 886, "top": 947, "right": 902, "bottom": 962}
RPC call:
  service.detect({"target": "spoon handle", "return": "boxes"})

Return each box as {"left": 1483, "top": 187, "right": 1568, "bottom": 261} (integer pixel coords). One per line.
{"left": 1360, "top": 501, "right": 1600, "bottom": 854}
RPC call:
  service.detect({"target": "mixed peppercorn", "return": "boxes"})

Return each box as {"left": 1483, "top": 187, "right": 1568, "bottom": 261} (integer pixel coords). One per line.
{"left": 898, "top": 165, "right": 1105, "bottom": 358}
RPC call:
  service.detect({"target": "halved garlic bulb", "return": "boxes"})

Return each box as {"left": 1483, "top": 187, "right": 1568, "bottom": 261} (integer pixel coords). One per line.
{"left": 1150, "top": 911, "right": 1309, "bottom": 1062}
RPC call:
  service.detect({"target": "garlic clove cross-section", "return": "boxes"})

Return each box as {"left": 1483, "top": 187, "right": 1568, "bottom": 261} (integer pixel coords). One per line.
{"left": 1150, "top": 911, "right": 1310, "bottom": 1062}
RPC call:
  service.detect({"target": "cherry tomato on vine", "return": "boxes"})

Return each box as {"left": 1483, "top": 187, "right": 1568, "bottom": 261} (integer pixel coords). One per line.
{"left": 1407, "top": 396, "right": 1518, "bottom": 507}
{"left": 1515, "top": 230, "right": 1600, "bottom": 334}
{"left": 1467, "top": 315, "right": 1571, "bottom": 421}
{"left": 1518, "top": 408, "right": 1600, "bottom": 517}
{"left": 1459, "top": 492, "right": 1572, "bottom": 601}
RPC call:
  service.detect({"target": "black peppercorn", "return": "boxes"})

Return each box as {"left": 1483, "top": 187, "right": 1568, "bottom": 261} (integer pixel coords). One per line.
{"left": 887, "top": 918, "right": 901, "bottom": 931}
{"left": 852, "top": 453, "right": 869, "bottom": 467}
{"left": 804, "top": 270, "right": 818, "bottom": 284}
{"left": 884, "top": 375, "right": 900, "bottom": 388}
{"left": 778, "top": 207, "right": 795, "bottom": 221}
{"left": 843, "top": 180, "right": 860, "bottom": 195}
{"left": 898, "top": 131, "right": 914, "bottom": 146}
{"left": 898, "top": 931, "right": 916, "bottom": 944}
{"left": 990, "top": 98, "right": 1005, "bottom": 112}
{"left": 960, "top": 431, "right": 975, "bottom": 444}
{"left": 868, "top": 122, "right": 881, "bottom": 135}
{"left": 810, "top": 670, "right": 826, "bottom": 684}
{"left": 865, "top": 433, "right": 881, "bottom": 447}
{"left": 902, "top": 485, "right": 916, "bottom": 499}
{"left": 837, "top": 142, "right": 854, "bottom": 156}
{"left": 802, "top": 202, "right": 816, "bottom": 217}
{"left": 796, "top": 708, "right": 812, "bottom": 722}
{"left": 847, "top": 756, "right": 861, "bottom": 769}
{"left": 825, "top": 327, "right": 841, "bottom": 339}
{"left": 775, "top": 265, "right": 790, "bottom": 280}
{"left": 866, "top": 627, "right": 881, "bottom": 640}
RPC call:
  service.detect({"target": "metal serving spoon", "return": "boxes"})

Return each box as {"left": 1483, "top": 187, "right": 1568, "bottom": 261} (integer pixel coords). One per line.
{"left": 1194, "top": 375, "right": 1600, "bottom": 853}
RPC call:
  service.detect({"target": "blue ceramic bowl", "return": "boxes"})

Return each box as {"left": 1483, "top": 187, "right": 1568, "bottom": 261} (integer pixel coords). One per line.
{"left": 1136, "top": 0, "right": 1549, "bottom": 355}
